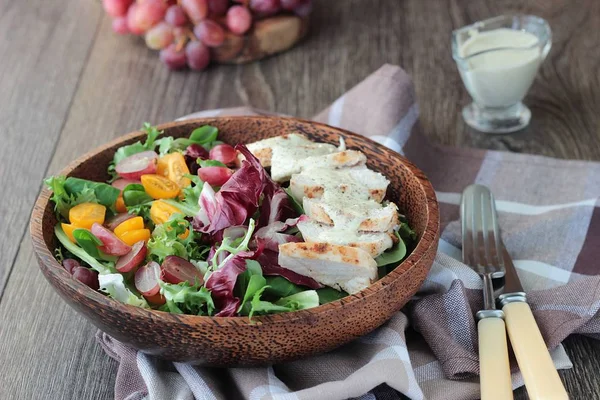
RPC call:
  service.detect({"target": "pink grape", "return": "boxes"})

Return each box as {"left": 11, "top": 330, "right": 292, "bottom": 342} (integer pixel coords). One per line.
{"left": 112, "top": 16, "right": 130, "bottom": 34}
{"left": 127, "top": 0, "right": 167, "bottom": 35}
{"left": 280, "top": 0, "right": 300, "bottom": 10}
{"left": 72, "top": 267, "right": 100, "bottom": 290}
{"left": 208, "top": 0, "right": 229, "bottom": 16}
{"left": 185, "top": 41, "right": 211, "bottom": 70}
{"left": 165, "top": 5, "right": 189, "bottom": 26}
{"left": 293, "top": 0, "right": 312, "bottom": 17}
{"left": 145, "top": 22, "right": 174, "bottom": 50}
{"left": 194, "top": 20, "right": 225, "bottom": 47}
{"left": 102, "top": 0, "right": 133, "bottom": 18}
{"left": 226, "top": 6, "right": 252, "bottom": 35}
{"left": 249, "top": 0, "right": 280, "bottom": 16}
{"left": 181, "top": 0, "right": 209, "bottom": 24}
{"left": 160, "top": 44, "right": 188, "bottom": 69}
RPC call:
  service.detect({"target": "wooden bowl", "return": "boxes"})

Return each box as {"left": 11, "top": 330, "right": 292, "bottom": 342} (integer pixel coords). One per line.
{"left": 30, "top": 116, "right": 439, "bottom": 366}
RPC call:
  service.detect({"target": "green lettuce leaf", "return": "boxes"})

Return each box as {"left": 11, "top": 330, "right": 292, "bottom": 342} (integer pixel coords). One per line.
{"left": 375, "top": 231, "right": 407, "bottom": 267}
{"left": 44, "top": 176, "right": 120, "bottom": 219}
{"left": 248, "top": 287, "right": 319, "bottom": 318}
{"left": 316, "top": 287, "right": 347, "bottom": 304}
{"left": 171, "top": 125, "right": 219, "bottom": 150}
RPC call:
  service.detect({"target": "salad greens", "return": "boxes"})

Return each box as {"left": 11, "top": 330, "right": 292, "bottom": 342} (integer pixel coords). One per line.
{"left": 45, "top": 122, "right": 416, "bottom": 318}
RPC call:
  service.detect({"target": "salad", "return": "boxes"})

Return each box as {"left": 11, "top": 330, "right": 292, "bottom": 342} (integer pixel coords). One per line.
{"left": 45, "top": 124, "right": 415, "bottom": 317}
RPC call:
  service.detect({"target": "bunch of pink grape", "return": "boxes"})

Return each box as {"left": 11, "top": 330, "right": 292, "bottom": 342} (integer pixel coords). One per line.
{"left": 103, "top": 0, "right": 312, "bottom": 70}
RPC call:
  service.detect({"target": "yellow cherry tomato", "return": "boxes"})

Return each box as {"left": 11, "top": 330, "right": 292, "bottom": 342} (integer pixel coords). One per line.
{"left": 157, "top": 153, "right": 191, "bottom": 189}
{"left": 69, "top": 203, "right": 106, "bottom": 229}
{"left": 115, "top": 195, "right": 127, "bottom": 213}
{"left": 113, "top": 216, "right": 145, "bottom": 238}
{"left": 118, "top": 229, "right": 151, "bottom": 246}
{"left": 141, "top": 174, "right": 180, "bottom": 199}
{"left": 61, "top": 223, "right": 82, "bottom": 243}
{"left": 150, "top": 200, "right": 182, "bottom": 225}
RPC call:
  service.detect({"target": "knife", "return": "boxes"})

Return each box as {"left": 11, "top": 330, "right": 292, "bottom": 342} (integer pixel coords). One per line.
{"left": 498, "top": 227, "right": 569, "bottom": 399}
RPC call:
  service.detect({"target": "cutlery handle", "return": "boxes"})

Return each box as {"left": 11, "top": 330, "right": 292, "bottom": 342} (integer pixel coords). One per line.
{"left": 502, "top": 301, "right": 568, "bottom": 400}
{"left": 478, "top": 316, "right": 514, "bottom": 400}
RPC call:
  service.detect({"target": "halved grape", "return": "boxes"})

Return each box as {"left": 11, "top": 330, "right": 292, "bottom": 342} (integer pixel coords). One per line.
{"left": 181, "top": 0, "right": 209, "bottom": 24}
{"left": 185, "top": 41, "right": 211, "bottom": 70}
{"left": 92, "top": 223, "right": 132, "bottom": 256}
{"left": 162, "top": 255, "right": 204, "bottom": 285}
{"left": 197, "top": 166, "right": 233, "bottom": 186}
{"left": 103, "top": 0, "right": 133, "bottom": 18}
{"left": 194, "top": 20, "right": 225, "bottom": 47}
{"left": 145, "top": 22, "right": 174, "bottom": 50}
{"left": 111, "top": 178, "right": 141, "bottom": 191}
{"left": 160, "top": 44, "right": 189, "bottom": 70}
{"left": 165, "top": 5, "right": 189, "bottom": 26}
{"left": 73, "top": 267, "right": 100, "bottom": 290}
{"left": 209, "top": 144, "right": 237, "bottom": 165}
{"left": 105, "top": 213, "right": 136, "bottom": 231}
{"left": 226, "top": 5, "right": 252, "bottom": 35}
{"left": 115, "top": 151, "right": 158, "bottom": 180}
{"left": 135, "top": 261, "right": 161, "bottom": 296}
{"left": 63, "top": 259, "right": 81, "bottom": 274}
{"left": 116, "top": 241, "right": 148, "bottom": 273}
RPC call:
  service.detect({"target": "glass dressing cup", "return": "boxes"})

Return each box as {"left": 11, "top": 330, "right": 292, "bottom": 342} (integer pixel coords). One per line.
{"left": 452, "top": 15, "right": 552, "bottom": 134}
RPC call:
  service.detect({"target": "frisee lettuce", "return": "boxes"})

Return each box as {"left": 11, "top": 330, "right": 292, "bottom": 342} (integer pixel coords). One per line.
{"left": 147, "top": 214, "right": 208, "bottom": 264}
{"left": 159, "top": 281, "right": 215, "bottom": 316}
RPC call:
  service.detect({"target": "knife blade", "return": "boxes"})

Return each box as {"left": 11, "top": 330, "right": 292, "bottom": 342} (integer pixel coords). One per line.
{"left": 500, "top": 244, "right": 524, "bottom": 294}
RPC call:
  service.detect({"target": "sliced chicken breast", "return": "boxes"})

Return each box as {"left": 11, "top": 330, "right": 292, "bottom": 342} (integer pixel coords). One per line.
{"left": 289, "top": 167, "right": 389, "bottom": 204}
{"left": 246, "top": 133, "right": 338, "bottom": 182}
{"left": 303, "top": 198, "right": 399, "bottom": 232}
{"left": 297, "top": 150, "right": 367, "bottom": 171}
{"left": 278, "top": 242, "right": 377, "bottom": 294}
{"left": 297, "top": 219, "right": 395, "bottom": 258}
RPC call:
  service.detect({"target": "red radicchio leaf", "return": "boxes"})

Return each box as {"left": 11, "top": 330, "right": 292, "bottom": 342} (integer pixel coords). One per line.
{"left": 257, "top": 182, "right": 295, "bottom": 228}
{"left": 193, "top": 145, "right": 288, "bottom": 235}
{"left": 254, "top": 217, "right": 303, "bottom": 252}
{"left": 184, "top": 144, "right": 209, "bottom": 175}
{"left": 204, "top": 250, "right": 254, "bottom": 317}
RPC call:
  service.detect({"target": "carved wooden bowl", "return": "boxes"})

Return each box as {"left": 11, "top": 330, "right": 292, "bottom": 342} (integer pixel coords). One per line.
{"left": 30, "top": 116, "right": 439, "bottom": 366}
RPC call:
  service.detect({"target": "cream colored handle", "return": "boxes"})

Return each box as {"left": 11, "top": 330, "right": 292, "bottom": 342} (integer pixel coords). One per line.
{"left": 478, "top": 317, "right": 513, "bottom": 400}
{"left": 503, "top": 302, "right": 568, "bottom": 400}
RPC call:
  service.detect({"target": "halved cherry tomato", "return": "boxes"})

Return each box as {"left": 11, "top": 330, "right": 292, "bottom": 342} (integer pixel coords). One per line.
{"left": 157, "top": 153, "right": 191, "bottom": 189}
{"left": 144, "top": 292, "right": 166, "bottom": 305}
{"left": 150, "top": 200, "right": 182, "bottom": 225}
{"left": 69, "top": 203, "right": 106, "bottom": 229}
{"left": 114, "top": 216, "right": 145, "bottom": 237}
{"left": 141, "top": 174, "right": 180, "bottom": 199}
{"left": 61, "top": 223, "right": 81, "bottom": 243}
{"left": 115, "top": 195, "right": 127, "bottom": 213}
{"left": 118, "top": 228, "right": 151, "bottom": 246}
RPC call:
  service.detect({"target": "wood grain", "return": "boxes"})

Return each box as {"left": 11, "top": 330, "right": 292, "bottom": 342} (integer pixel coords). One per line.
{"left": 0, "top": 0, "right": 101, "bottom": 293}
{"left": 1, "top": 0, "right": 600, "bottom": 398}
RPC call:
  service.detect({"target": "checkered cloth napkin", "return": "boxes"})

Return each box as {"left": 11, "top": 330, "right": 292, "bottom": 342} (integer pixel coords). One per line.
{"left": 97, "top": 64, "right": 600, "bottom": 400}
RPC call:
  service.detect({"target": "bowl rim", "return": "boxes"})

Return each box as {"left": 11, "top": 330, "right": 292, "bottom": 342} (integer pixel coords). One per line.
{"left": 30, "top": 116, "right": 439, "bottom": 326}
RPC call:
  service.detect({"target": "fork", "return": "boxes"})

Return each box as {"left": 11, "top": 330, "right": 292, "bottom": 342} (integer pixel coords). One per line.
{"left": 461, "top": 184, "right": 513, "bottom": 400}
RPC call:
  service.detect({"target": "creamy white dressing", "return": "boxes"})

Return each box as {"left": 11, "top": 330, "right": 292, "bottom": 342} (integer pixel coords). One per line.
{"left": 458, "top": 28, "right": 542, "bottom": 108}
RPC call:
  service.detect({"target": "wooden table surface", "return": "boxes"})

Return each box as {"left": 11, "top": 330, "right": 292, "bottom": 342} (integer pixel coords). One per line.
{"left": 1, "top": 0, "right": 599, "bottom": 399}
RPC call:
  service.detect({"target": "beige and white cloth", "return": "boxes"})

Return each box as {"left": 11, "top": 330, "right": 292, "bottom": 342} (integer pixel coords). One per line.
{"left": 97, "top": 64, "right": 600, "bottom": 400}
